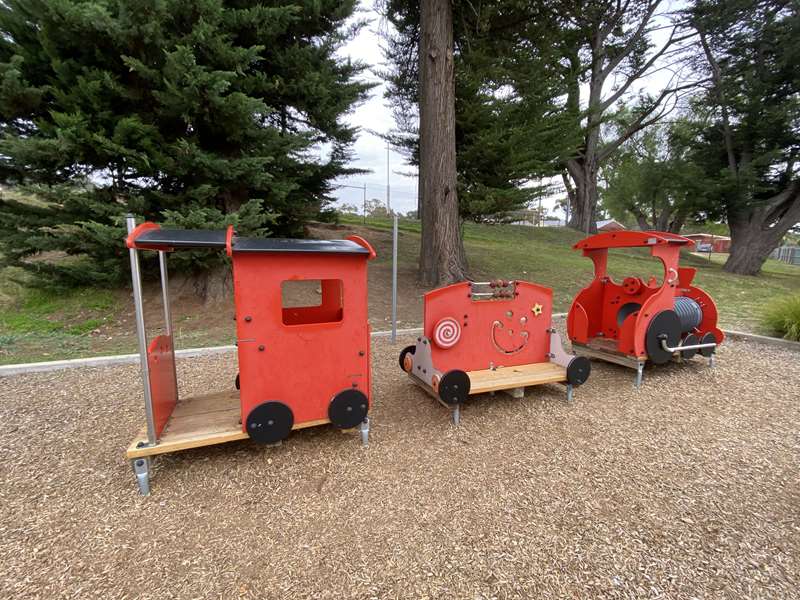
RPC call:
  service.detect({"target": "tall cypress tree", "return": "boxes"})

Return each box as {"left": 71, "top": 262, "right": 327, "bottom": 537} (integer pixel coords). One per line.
{"left": 381, "top": 1, "right": 577, "bottom": 224}
{"left": 0, "top": 0, "right": 371, "bottom": 285}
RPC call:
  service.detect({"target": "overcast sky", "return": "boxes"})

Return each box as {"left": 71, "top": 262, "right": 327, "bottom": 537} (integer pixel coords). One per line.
{"left": 330, "top": 1, "right": 685, "bottom": 219}
{"left": 330, "top": 2, "right": 421, "bottom": 216}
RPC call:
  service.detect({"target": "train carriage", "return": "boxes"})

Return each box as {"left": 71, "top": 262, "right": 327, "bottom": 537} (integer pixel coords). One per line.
{"left": 399, "top": 279, "right": 591, "bottom": 423}
{"left": 124, "top": 216, "right": 375, "bottom": 495}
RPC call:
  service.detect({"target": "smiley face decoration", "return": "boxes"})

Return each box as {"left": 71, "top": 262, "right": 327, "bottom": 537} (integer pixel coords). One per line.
{"left": 400, "top": 279, "right": 591, "bottom": 422}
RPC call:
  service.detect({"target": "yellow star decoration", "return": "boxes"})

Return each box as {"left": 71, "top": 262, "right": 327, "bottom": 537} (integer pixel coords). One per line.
{"left": 531, "top": 303, "right": 543, "bottom": 316}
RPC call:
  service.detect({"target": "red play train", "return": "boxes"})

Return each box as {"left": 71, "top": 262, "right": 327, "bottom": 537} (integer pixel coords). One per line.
{"left": 567, "top": 231, "right": 723, "bottom": 386}
{"left": 399, "top": 279, "right": 590, "bottom": 424}
{"left": 125, "top": 217, "right": 375, "bottom": 494}
{"left": 124, "top": 220, "right": 721, "bottom": 495}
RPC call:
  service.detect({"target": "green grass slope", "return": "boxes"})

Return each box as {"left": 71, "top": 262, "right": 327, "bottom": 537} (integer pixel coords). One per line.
{"left": 344, "top": 215, "right": 800, "bottom": 332}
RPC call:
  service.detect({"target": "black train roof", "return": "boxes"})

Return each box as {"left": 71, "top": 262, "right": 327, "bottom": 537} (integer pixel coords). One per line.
{"left": 133, "top": 228, "right": 371, "bottom": 255}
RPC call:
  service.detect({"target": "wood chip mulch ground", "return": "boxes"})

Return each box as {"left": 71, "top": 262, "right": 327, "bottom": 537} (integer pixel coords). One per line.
{"left": 1, "top": 337, "right": 798, "bottom": 599}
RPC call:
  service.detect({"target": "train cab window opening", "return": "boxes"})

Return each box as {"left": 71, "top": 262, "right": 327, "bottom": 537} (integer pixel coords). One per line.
{"left": 605, "top": 248, "right": 664, "bottom": 287}
{"left": 281, "top": 279, "right": 344, "bottom": 325}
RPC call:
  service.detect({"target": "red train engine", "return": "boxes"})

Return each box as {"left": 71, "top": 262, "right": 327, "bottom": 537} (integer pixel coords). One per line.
{"left": 125, "top": 218, "right": 375, "bottom": 494}
{"left": 400, "top": 279, "right": 591, "bottom": 423}
{"left": 567, "top": 231, "right": 723, "bottom": 386}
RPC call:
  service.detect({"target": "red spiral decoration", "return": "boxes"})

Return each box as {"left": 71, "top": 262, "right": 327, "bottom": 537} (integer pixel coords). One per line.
{"left": 433, "top": 317, "right": 461, "bottom": 348}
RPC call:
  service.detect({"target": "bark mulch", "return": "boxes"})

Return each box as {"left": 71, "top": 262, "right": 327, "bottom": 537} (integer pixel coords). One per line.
{"left": 1, "top": 336, "right": 798, "bottom": 599}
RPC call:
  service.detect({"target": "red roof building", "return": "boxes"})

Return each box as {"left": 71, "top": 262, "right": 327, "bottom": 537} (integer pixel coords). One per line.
{"left": 683, "top": 233, "right": 731, "bottom": 253}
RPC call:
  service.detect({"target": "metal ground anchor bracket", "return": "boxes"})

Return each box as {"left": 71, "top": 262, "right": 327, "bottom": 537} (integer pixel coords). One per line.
{"left": 360, "top": 417, "right": 370, "bottom": 447}
{"left": 635, "top": 362, "right": 644, "bottom": 389}
{"left": 133, "top": 457, "right": 151, "bottom": 496}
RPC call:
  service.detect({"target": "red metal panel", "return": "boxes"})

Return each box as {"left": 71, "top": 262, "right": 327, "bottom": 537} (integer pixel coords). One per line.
{"left": 126, "top": 222, "right": 163, "bottom": 250}
{"left": 146, "top": 334, "right": 178, "bottom": 438}
{"left": 232, "top": 252, "right": 372, "bottom": 428}
{"left": 422, "top": 281, "right": 554, "bottom": 373}
{"left": 574, "top": 230, "right": 693, "bottom": 250}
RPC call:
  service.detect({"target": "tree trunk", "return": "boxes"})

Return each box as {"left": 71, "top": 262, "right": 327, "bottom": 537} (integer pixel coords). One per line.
{"left": 418, "top": 0, "right": 468, "bottom": 286}
{"left": 565, "top": 158, "right": 598, "bottom": 234}
{"left": 724, "top": 183, "right": 800, "bottom": 275}
{"left": 724, "top": 223, "right": 778, "bottom": 275}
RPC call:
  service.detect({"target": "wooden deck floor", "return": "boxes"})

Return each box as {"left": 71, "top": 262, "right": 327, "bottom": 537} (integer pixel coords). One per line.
{"left": 126, "top": 390, "right": 329, "bottom": 459}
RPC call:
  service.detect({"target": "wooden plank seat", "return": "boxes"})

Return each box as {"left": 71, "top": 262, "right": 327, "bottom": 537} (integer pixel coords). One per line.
{"left": 126, "top": 390, "right": 329, "bottom": 459}
{"left": 467, "top": 362, "right": 567, "bottom": 395}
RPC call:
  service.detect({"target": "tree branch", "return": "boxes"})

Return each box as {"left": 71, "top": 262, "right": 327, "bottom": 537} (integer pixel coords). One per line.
{"left": 597, "top": 80, "right": 702, "bottom": 163}
{"left": 599, "top": 28, "right": 696, "bottom": 112}
{"left": 695, "top": 25, "right": 738, "bottom": 176}
{"left": 599, "top": 0, "right": 664, "bottom": 80}
{"left": 765, "top": 179, "right": 800, "bottom": 229}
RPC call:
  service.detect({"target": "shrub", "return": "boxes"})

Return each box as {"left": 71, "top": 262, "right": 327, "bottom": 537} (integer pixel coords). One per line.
{"left": 763, "top": 295, "right": 800, "bottom": 341}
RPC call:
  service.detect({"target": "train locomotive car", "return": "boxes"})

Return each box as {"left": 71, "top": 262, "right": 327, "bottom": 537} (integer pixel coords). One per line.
{"left": 124, "top": 216, "right": 375, "bottom": 495}
{"left": 399, "top": 280, "right": 591, "bottom": 423}
{"left": 567, "top": 231, "right": 724, "bottom": 386}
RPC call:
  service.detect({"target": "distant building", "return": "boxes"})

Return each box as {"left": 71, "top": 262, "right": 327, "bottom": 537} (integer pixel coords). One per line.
{"left": 683, "top": 233, "right": 731, "bottom": 253}
{"left": 596, "top": 219, "right": 626, "bottom": 232}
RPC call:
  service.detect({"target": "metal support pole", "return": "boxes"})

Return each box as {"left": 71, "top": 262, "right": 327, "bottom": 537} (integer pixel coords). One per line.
{"left": 391, "top": 214, "right": 398, "bottom": 343}
{"left": 127, "top": 215, "right": 157, "bottom": 445}
{"left": 360, "top": 417, "right": 369, "bottom": 447}
{"left": 635, "top": 362, "right": 644, "bottom": 389}
{"left": 452, "top": 404, "right": 461, "bottom": 426}
{"left": 158, "top": 250, "right": 179, "bottom": 399}
{"left": 363, "top": 183, "right": 367, "bottom": 225}
{"left": 386, "top": 144, "right": 391, "bottom": 213}
{"left": 566, "top": 384, "right": 574, "bottom": 402}
{"left": 132, "top": 458, "right": 151, "bottom": 496}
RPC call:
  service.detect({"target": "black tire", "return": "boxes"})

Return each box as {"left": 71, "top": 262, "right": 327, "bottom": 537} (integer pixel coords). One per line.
{"left": 645, "top": 310, "right": 682, "bottom": 365}
{"left": 329, "top": 389, "right": 369, "bottom": 429}
{"left": 235, "top": 373, "right": 240, "bottom": 390}
{"left": 699, "top": 332, "right": 717, "bottom": 357}
{"left": 438, "top": 370, "right": 470, "bottom": 405}
{"left": 680, "top": 333, "right": 699, "bottom": 359}
{"left": 566, "top": 356, "right": 591, "bottom": 386}
{"left": 399, "top": 345, "right": 416, "bottom": 372}
{"left": 246, "top": 401, "right": 294, "bottom": 444}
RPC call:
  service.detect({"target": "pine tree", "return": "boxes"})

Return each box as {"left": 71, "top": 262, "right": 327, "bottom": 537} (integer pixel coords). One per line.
{"left": 0, "top": 0, "right": 371, "bottom": 286}
{"left": 381, "top": 1, "right": 576, "bottom": 224}
{"left": 688, "top": 0, "right": 799, "bottom": 275}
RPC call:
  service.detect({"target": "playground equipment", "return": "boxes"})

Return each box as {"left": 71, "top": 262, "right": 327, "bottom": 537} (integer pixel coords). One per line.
{"left": 399, "top": 279, "right": 591, "bottom": 423}
{"left": 567, "top": 231, "right": 723, "bottom": 386}
{"left": 124, "top": 216, "right": 375, "bottom": 495}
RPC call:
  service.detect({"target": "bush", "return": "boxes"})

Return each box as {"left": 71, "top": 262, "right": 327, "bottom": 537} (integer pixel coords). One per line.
{"left": 763, "top": 295, "right": 800, "bottom": 341}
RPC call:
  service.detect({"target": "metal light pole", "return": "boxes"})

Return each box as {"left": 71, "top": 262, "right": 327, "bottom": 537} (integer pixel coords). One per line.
{"left": 391, "top": 214, "right": 398, "bottom": 343}
{"left": 386, "top": 143, "right": 391, "bottom": 214}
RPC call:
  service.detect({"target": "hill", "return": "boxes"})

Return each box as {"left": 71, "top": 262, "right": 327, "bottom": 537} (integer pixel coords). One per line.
{"left": 1, "top": 217, "right": 798, "bottom": 364}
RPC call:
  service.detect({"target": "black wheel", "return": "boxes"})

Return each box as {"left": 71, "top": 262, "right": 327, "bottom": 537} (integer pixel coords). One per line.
{"left": 438, "top": 370, "right": 470, "bottom": 405}
{"left": 645, "top": 310, "right": 682, "bottom": 365}
{"left": 399, "top": 345, "right": 416, "bottom": 372}
{"left": 246, "top": 401, "right": 293, "bottom": 444}
{"left": 566, "top": 356, "right": 591, "bottom": 385}
{"left": 699, "top": 332, "right": 717, "bottom": 357}
{"left": 235, "top": 373, "right": 240, "bottom": 390}
{"left": 329, "top": 389, "right": 369, "bottom": 429}
{"left": 680, "top": 333, "right": 699, "bottom": 359}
